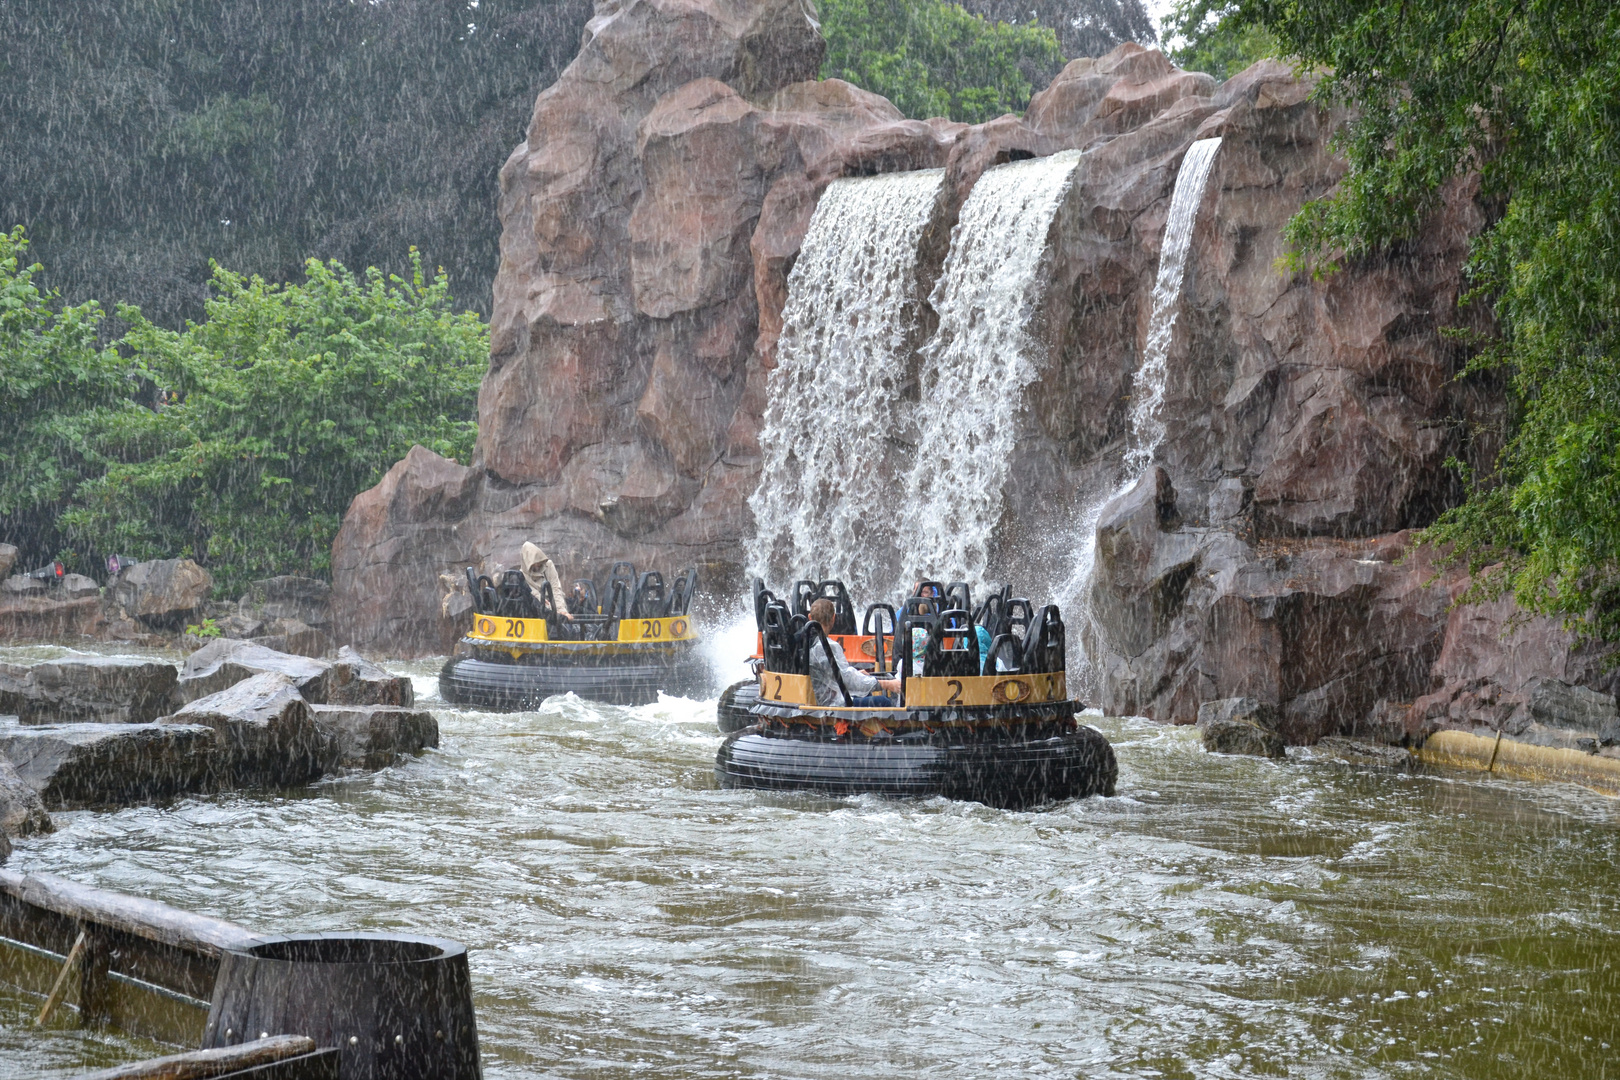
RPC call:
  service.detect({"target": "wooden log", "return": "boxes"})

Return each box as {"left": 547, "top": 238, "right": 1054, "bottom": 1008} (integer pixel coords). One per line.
{"left": 0, "top": 870, "right": 259, "bottom": 957}
{"left": 73, "top": 1035, "right": 320, "bottom": 1080}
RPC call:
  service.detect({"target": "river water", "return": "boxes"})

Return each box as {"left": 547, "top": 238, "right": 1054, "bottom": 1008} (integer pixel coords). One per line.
{"left": 3, "top": 655, "right": 1618, "bottom": 1079}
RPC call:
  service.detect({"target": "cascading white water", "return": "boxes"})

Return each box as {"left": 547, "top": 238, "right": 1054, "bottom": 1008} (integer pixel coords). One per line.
{"left": 892, "top": 150, "right": 1084, "bottom": 596}
{"left": 1123, "top": 137, "right": 1222, "bottom": 474}
{"left": 746, "top": 169, "right": 944, "bottom": 599}
{"left": 1063, "top": 137, "right": 1222, "bottom": 656}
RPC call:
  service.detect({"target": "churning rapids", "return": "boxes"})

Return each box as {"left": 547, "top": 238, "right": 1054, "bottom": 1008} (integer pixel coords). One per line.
{"left": 3, "top": 651, "right": 1618, "bottom": 1079}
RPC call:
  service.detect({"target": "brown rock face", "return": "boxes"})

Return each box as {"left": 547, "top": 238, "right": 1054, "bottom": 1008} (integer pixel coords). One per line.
{"left": 332, "top": 0, "right": 1518, "bottom": 710}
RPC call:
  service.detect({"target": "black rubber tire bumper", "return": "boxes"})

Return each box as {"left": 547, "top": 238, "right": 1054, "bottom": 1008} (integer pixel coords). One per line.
{"left": 717, "top": 679, "right": 760, "bottom": 733}
{"left": 439, "top": 654, "right": 709, "bottom": 709}
{"left": 715, "top": 725, "right": 1116, "bottom": 808}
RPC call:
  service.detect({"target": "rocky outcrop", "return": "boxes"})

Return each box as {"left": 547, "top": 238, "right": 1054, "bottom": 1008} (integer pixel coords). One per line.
{"left": 0, "top": 720, "right": 221, "bottom": 809}
{"left": 166, "top": 674, "right": 336, "bottom": 788}
{"left": 327, "top": 647, "right": 415, "bottom": 707}
{"left": 177, "top": 640, "right": 333, "bottom": 705}
{"left": 109, "top": 558, "right": 213, "bottom": 630}
{"left": 0, "top": 757, "right": 52, "bottom": 837}
{"left": 0, "top": 657, "right": 179, "bottom": 725}
{"left": 1197, "top": 696, "right": 1285, "bottom": 758}
{"left": 310, "top": 704, "right": 439, "bottom": 769}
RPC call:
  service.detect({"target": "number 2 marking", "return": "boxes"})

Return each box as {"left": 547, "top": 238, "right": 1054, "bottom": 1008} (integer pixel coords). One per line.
{"left": 773, "top": 675, "right": 783, "bottom": 699}
{"left": 946, "top": 679, "right": 963, "bottom": 705}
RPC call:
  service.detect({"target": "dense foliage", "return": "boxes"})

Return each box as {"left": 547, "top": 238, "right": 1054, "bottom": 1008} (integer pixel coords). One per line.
{"left": 820, "top": 0, "right": 1067, "bottom": 122}
{"left": 0, "top": 0, "right": 592, "bottom": 328}
{"left": 1198, "top": 0, "right": 1620, "bottom": 642}
{"left": 0, "top": 228, "right": 146, "bottom": 570}
{"left": 0, "top": 232, "right": 487, "bottom": 595}
{"left": 956, "top": 0, "right": 1155, "bottom": 62}
{"left": 1161, "top": 2, "right": 1278, "bottom": 79}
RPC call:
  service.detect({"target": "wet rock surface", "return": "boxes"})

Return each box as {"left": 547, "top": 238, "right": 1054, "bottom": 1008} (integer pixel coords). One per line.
{"left": 0, "top": 756, "right": 52, "bottom": 837}
{"left": 166, "top": 673, "right": 336, "bottom": 788}
{"left": 0, "top": 657, "right": 178, "bottom": 725}
{"left": 177, "top": 639, "right": 332, "bottom": 705}
{"left": 0, "top": 719, "right": 221, "bottom": 809}
{"left": 1196, "top": 697, "right": 1285, "bottom": 758}
{"left": 310, "top": 704, "right": 439, "bottom": 769}
{"left": 109, "top": 558, "right": 213, "bottom": 630}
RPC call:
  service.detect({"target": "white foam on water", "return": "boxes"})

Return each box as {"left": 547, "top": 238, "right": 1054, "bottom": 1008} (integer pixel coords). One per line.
{"left": 746, "top": 168, "right": 945, "bottom": 600}
{"left": 891, "top": 149, "right": 1083, "bottom": 598}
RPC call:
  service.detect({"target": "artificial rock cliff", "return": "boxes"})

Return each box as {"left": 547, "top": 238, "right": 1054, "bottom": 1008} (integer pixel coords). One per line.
{"left": 332, "top": 0, "right": 1616, "bottom": 760}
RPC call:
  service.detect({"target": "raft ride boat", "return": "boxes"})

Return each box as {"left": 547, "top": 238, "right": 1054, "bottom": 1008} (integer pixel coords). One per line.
{"left": 715, "top": 578, "right": 1117, "bottom": 808}
{"left": 439, "top": 562, "right": 706, "bottom": 708}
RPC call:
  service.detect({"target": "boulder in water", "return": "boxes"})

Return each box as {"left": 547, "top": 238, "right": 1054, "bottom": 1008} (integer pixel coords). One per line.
{"left": 166, "top": 672, "right": 336, "bottom": 787}
{"left": 0, "top": 756, "right": 52, "bottom": 837}
{"left": 177, "top": 639, "right": 331, "bottom": 704}
{"left": 0, "top": 657, "right": 179, "bottom": 725}
{"left": 326, "top": 647, "right": 413, "bottom": 707}
{"left": 310, "top": 704, "right": 438, "bottom": 768}
{"left": 0, "top": 720, "right": 220, "bottom": 808}
{"left": 1197, "top": 697, "right": 1285, "bottom": 758}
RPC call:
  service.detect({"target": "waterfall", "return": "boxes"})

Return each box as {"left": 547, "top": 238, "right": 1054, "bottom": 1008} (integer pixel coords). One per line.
{"left": 746, "top": 168, "right": 944, "bottom": 599}
{"left": 892, "top": 149, "right": 1084, "bottom": 595}
{"left": 1123, "top": 137, "right": 1222, "bottom": 474}
{"left": 1063, "top": 137, "right": 1222, "bottom": 662}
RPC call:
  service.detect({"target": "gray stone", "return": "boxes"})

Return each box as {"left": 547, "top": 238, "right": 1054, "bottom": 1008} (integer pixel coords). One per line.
{"left": 0, "top": 756, "right": 52, "bottom": 836}
{"left": 247, "top": 621, "right": 332, "bottom": 659}
{"left": 0, "top": 721, "right": 220, "bottom": 809}
{"left": 1197, "top": 698, "right": 1285, "bottom": 758}
{"left": 0, "top": 544, "right": 16, "bottom": 580}
{"left": 110, "top": 558, "right": 213, "bottom": 629}
{"left": 167, "top": 673, "right": 336, "bottom": 787}
{"left": 1524, "top": 677, "right": 1618, "bottom": 732}
{"left": 1196, "top": 697, "right": 1279, "bottom": 731}
{"left": 1311, "top": 736, "right": 1412, "bottom": 768}
{"left": 176, "top": 640, "right": 331, "bottom": 705}
{"left": 0, "top": 657, "right": 179, "bottom": 725}
{"left": 2, "top": 575, "right": 46, "bottom": 596}
{"left": 326, "top": 647, "right": 414, "bottom": 707}
{"left": 239, "top": 576, "right": 332, "bottom": 630}
{"left": 0, "top": 830, "right": 9, "bottom": 863}
{"left": 310, "top": 704, "right": 438, "bottom": 769}
{"left": 1199, "top": 719, "right": 1287, "bottom": 758}
{"left": 60, "top": 573, "right": 100, "bottom": 600}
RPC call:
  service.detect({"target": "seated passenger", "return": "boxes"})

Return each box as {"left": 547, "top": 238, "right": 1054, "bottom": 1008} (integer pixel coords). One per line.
{"left": 807, "top": 599, "right": 900, "bottom": 707}
{"left": 520, "top": 542, "right": 574, "bottom": 621}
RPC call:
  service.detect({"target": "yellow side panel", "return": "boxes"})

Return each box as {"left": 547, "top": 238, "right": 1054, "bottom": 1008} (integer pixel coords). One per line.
{"left": 758, "top": 672, "right": 815, "bottom": 706}
{"left": 469, "top": 615, "right": 549, "bottom": 644}
{"left": 617, "top": 616, "right": 699, "bottom": 643}
{"left": 904, "top": 672, "right": 1067, "bottom": 708}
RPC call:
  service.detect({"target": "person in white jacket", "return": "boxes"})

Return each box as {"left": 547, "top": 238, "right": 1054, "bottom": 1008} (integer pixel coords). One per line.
{"left": 520, "top": 542, "right": 573, "bottom": 620}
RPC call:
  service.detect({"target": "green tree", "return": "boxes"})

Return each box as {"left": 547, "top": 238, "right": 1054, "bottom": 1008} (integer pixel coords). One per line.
{"left": 0, "top": 227, "right": 147, "bottom": 570}
{"left": 1162, "top": 2, "right": 1279, "bottom": 80}
{"left": 820, "top": 0, "right": 1066, "bottom": 123}
{"left": 1204, "top": 0, "right": 1620, "bottom": 642}
{"left": 956, "top": 0, "right": 1156, "bottom": 66}
{"left": 0, "top": 0, "right": 593, "bottom": 328}
{"left": 60, "top": 252, "right": 488, "bottom": 596}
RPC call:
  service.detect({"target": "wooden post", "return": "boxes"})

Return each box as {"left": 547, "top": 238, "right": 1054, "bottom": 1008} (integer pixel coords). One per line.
{"left": 35, "top": 930, "right": 87, "bottom": 1026}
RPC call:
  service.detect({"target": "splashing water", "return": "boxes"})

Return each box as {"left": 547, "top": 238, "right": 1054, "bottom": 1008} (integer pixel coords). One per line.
{"left": 746, "top": 169, "right": 944, "bottom": 599}
{"left": 1123, "top": 137, "right": 1221, "bottom": 474}
{"left": 893, "top": 150, "right": 1083, "bottom": 596}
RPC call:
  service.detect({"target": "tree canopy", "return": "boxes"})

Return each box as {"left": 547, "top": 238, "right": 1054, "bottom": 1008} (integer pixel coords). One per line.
{"left": 1161, "top": 1, "right": 1278, "bottom": 79}
{"left": 819, "top": 0, "right": 1068, "bottom": 122}
{"left": 1196, "top": 0, "right": 1620, "bottom": 642}
{"left": 0, "top": 230, "right": 487, "bottom": 595}
{"left": 0, "top": 0, "right": 593, "bottom": 328}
